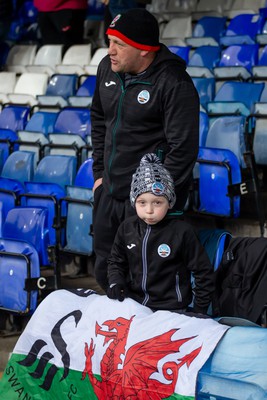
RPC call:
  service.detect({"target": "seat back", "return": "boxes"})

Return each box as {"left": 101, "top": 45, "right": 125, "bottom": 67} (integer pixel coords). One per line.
{"left": 24, "top": 110, "right": 58, "bottom": 134}
{"left": 205, "top": 115, "right": 246, "bottom": 168}
{"left": 198, "top": 228, "right": 232, "bottom": 270}
{"left": 76, "top": 76, "right": 97, "bottom": 97}
{"left": 0, "top": 176, "right": 25, "bottom": 235}
{"left": 53, "top": 107, "right": 91, "bottom": 139}
{"left": 168, "top": 46, "right": 191, "bottom": 64}
{"left": 188, "top": 46, "right": 221, "bottom": 69}
{"left": 0, "top": 105, "right": 30, "bottom": 130}
{"left": 0, "top": 72, "right": 17, "bottom": 94}
{"left": 33, "top": 44, "right": 63, "bottom": 67}
{"left": 33, "top": 155, "right": 77, "bottom": 189}
{"left": 227, "top": 0, "right": 266, "bottom": 18}
{"left": 192, "top": 16, "right": 227, "bottom": 43}
{"left": 258, "top": 45, "right": 267, "bottom": 66}
{"left": 64, "top": 186, "right": 93, "bottom": 254}
{"left": 3, "top": 206, "right": 50, "bottom": 267}
{"left": 1, "top": 150, "right": 35, "bottom": 183}
{"left": 84, "top": 48, "right": 108, "bottom": 75}
{"left": 192, "top": 77, "right": 215, "bottom": 109}
{"left": 23, "top": 181, "right": 66, "bottom": 245}
{"left": 199, "top": 111, "right": 209, "bottom": 146}
{"left": 218, "top": 44, "right": 259, "bottom": 72}
{"left": 75, "top": 158, "right": 94, "bottom": 189}
{"left": 211, "top": 81, "right": 264, "bottom": 113}
{"left": 6, "top": 44, "right": 37, "bottom": 68}
{"left": 0, "top": 127, "right": 19, "bottom": 162}
{"left": 45, "top": 73, "right": 78, "bottom": 98}
{"left": 13, "top": 72, "right": 48, "bottom": 96}
{"left": 197, "top": 146, "right": 242, "bottom": 217}
{"left": 222, "top": 13, "right": 264, "bottom": 42}
{"left": 60, "top": 44, "right": 92, "bottom": 66}
{"left": 0, "top": 237, "right": 40, "bottom": 313}
{"left": 161, "top": 16, "right": 192, "bottom": 40}
{"left": 253, "top": 113, "right": 267, "bottom": 165}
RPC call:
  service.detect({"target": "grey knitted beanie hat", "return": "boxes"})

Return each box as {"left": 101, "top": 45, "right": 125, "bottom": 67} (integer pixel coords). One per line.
{"left": 130, "top": 153, "right": 176, "bottom": 208}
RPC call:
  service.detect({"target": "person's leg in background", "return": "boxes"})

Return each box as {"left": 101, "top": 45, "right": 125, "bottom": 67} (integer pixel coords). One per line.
{"left": 37, "top": 9, "right": 86, "bottom": 50}
{"left": 93, "top": 185, "right": 135, "bottom": 292}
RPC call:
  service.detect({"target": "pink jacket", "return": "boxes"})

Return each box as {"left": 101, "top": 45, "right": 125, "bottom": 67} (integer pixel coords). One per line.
{"left": 33, "top": 0, "right": 88, "bottom": 12}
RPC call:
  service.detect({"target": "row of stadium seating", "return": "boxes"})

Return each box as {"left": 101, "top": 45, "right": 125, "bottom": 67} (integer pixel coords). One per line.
{"left": 148, "top": 0, "right": 266, "bottom": 21}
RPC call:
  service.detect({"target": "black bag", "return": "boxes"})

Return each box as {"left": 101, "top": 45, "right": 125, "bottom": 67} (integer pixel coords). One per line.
{"left": 216, "top": 236, "right": 267, "bottom": 324}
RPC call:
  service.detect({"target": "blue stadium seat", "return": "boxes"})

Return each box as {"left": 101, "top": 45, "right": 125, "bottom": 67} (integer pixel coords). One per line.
{"left": 213, "top": 44, "right": 259, "bottom": 84}
{"left": 205, "top": 115, "right": 247, "bottom": 167}
{"left": 198, "top": 229, "right": 232, "bottom": 271}
{"left": 207, "top": 81, "right": 265, "bottom": 116}
{"left": 34, "top": 154, "right": 76, "bottom": 188}
{"left": 193, "top": 116, "right": 265, "bottom": 234}
{"left": 196, "top": 146, "right": 242, "bottom": 217}
{"left": 3, "top": 206, "right": 50, "bottom": 268}
{"left": 0, "top": 104, "right": 30, "bottom": 131}
{"left": 0, "top": 237, "right": 40, "bottom": 314}
{"left": 187, "top": 46, "right": 221, "bottom": 78}
{"left": 0, "top": 176, "right": 25, "bottom": 236}
{"left": 251, "top": 103, "right": 267, "bottom": 165}
{"left": 37, "top": 73, "right": 79, "bottom": 107}
{"left": 0, "top": 205, "right": 59, "bottom": 314}
{"left": 186, "top": 16, "right": 227, "bottom": 47}
{"left": 60, "top": 185, "right": 93, "bottom": 255}
{"left": 192, "top": 77, "right": 215, "bottom": 110}
{"left": 20, "top": 155, "right": 77, "bottom": 245}
{"left": 46, "top": 107, "right": 91, "bottom": 165}
{"left": 0, "top": 129, "right": 19, "bottom": 165}
{"left": 68, "top": 75, "right": 97, "bottom": 107}
{"left": 17, "top": 110, "right": 59, "bottom": 164}
{"left": 168, "top": 45, "right": 191, "bottom": 64}
{"left": 74, "top": 157, "right": 94, "bottom": 189}
{"left": 1, "top": 150, "right": 35, "bottom": 184}
{"left": 199, "top": 111, "right": 209, "bottom": 146}
{"left": 220, "top": 14, "right": 264, "bottom": 46}
{"left": 252, "top": 45, "right": 267, "bottom": 80}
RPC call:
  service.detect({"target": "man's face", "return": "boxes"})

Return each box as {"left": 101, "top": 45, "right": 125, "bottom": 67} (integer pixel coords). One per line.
{"left": 107, "top": 35, "right": 145, "bottom": 74}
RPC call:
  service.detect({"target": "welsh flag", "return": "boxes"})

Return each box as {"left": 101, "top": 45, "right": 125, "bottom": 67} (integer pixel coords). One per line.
{"left": 0, "top": 289, "right": 229, "bottom": 399}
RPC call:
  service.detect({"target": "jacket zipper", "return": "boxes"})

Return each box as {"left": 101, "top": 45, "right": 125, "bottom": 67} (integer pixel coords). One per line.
{"left": 141, "top": 225, "right": 151, "bottom": 306}
{"left": 107, "top": 77, "right": 152, "bottom": 194}
{"left": 108, "top": 79, "right": 125, "bottom": 194}
{"left": 175, "top": 273, "right": 182, "bottom": 303}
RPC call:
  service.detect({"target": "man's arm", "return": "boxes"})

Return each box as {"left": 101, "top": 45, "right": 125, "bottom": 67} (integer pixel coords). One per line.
{"left": 162, "top": 80, "right": 199, "bottom": 208}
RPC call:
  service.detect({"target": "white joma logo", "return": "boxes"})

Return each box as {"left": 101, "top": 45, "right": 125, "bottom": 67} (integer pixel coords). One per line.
{"left": 127, "top": 244, "right": 136, "bottom": 249}
{"left": 105, "top": 81, "right": 116, "bottom": 87}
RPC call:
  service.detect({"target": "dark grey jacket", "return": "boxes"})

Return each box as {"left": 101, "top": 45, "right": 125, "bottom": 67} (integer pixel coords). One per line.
{"left": 91, "top": 45, "right": 199, "bottom": 210}
{"left": 108, "top": 213, "right": 215, "bottom": 313}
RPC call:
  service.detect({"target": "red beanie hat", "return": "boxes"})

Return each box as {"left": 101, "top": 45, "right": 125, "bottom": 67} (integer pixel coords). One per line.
{"left": 106, "top": 8, "right": 160, "bottom": 52}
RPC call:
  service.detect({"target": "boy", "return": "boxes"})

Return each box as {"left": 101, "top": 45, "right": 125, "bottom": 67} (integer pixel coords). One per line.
{"left": 107, "top": 153, "right": 215, "bottom": 314}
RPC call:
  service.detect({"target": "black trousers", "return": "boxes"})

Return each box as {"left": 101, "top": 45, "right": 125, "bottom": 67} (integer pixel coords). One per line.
{"left": 93, "top": 185, "right": 135, "bottom": 292}
{"left": 37, "top": 9, "right": 87, "bottom": 50}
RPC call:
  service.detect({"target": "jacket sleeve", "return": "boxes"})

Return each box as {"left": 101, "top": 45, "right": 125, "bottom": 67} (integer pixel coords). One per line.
{"left": 162, "top": 79, "right": 199, "bottom": 208}
{"left": 90, "top": 65, "right": 106, "bottom": 182}
{"left": 107, "top": 223, "right": 129, "bottom": 286}
{"left": 182, "top": 227, "right": 215, "bottom": 314}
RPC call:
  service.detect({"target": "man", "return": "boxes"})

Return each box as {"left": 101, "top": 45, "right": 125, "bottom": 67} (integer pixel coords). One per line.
{"left": 91, "top": 8, "right": 199, "bottom": 291}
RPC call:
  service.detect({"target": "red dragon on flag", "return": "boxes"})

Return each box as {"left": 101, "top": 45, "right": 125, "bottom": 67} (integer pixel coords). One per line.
{"left": 82, "top": 315, "right": 202, "bottom": 399}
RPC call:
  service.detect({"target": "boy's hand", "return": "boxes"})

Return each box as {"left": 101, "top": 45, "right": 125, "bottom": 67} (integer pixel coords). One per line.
{"left": 107, "top": 283, "right": 127, "bottom": 302}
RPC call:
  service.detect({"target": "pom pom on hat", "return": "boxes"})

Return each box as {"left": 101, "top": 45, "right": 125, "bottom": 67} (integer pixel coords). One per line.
{"left": 130, "top": 153, "right": 176, "bottom": 208}
{"left": 106, "top": 8, "right": 160, "bottom": 51}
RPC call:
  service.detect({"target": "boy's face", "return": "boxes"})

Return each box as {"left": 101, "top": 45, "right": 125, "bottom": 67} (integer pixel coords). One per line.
{"left": 135, "top": 192, "right": 170, "bottom": 225}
